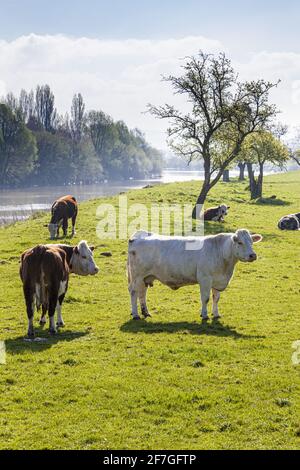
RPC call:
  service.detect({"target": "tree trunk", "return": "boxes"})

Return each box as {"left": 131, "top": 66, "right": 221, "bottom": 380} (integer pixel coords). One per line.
{"left": 192, "top": 180, "right": 211, "bottom": 219}
{"left": 247, "top": 162, "right": 264, "bottom": 199}
{"left": 238, "top": 162, "right": 246, "bottom": 181}
{"left": 223, "top": 169, "right": 230, "bottom": 182}
{"left": 257, "top": 162, "right": 264, "bottom": 198}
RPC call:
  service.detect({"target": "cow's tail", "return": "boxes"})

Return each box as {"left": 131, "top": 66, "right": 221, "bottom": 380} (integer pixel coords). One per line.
{"left": 35, "top": 246, "right": 48, "bottom": 311}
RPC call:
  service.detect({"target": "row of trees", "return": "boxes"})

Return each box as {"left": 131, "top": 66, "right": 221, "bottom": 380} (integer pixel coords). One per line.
{"left": 0, "top": 86, "right": 163, "bottom": 187}
{"left": 149, "top": 51, "right": 290, "bottom": 214}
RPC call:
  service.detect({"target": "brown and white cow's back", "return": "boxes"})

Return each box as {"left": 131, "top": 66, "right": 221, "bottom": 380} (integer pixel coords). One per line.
{"left": 20, "top": 245, "right": 69, "bottom": 337}
{"left": 20, "top": 240, "right": 99, "bottom": 337}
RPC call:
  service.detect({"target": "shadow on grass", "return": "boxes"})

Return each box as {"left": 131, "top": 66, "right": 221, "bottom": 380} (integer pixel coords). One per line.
{"left": 48, "top": 235, "right": 75, "bottom": 242}
{"left": 120, "top": 319, "right": 264, "bottom": 339}
{"left": 5, "top": 329, "right": 88, "bottom": 354}
{"left": 253, "top": 197, "right": 291, "bottom": 206}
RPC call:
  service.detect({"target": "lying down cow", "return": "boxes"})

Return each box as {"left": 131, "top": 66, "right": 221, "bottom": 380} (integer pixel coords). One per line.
{"left": 20, "top": 241, "right": 99, "bottom": 337}
{"left": 127, "top": 229, "right": 262, "bottom": 321}
{"left": 204, "top": 204, "right": 230, "bottom": 222}
{"left": 278, "top": 213, "right": 300, "bottom": 230}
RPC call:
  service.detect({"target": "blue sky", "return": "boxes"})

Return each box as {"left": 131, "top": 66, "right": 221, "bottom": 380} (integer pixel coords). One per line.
{"left": 0, "top": 1, "right": 300, "bottom": 148}
{"left": 1, "top": 0, "right": 299, "bottom": 53}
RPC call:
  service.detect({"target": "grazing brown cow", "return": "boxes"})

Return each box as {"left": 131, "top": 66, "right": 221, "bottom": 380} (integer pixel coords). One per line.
{"left": 204, "top": 204, "right": 230, "bottom": 222}
{"left": 20, "top": 241, "right": 99, "bottom": 337}
{"left": 47, "top": 195, "right": 78, "bottom": 239}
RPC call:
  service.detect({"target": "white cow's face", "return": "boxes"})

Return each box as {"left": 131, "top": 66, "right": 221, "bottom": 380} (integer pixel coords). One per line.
{"left": 70, "top": 240, "right": 99, "bottom": 276}
{"left": 48, "top": 223, "right": 58, "bottom": 239}
{"left": 219, "top": 204, "right": 229, "bottom": 216}
{"left": 232, "top": 229, "right": 262, "bottom": 262}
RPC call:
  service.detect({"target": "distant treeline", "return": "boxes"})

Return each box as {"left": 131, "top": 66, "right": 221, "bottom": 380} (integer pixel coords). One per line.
{"left": 0, "top": 85, "right": 163, "bottom": 188}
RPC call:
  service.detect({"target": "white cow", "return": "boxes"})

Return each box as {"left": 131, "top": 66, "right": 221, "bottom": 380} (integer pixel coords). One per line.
{"left": 127, "top": 229, "right": 262, "bottom": 321}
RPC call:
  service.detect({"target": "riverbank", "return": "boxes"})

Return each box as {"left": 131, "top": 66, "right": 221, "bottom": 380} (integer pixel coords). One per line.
{"left": 0, "top": 171, "right": 300, "bottom": 449}
{"left": 0, "top": 168, "right": 282, "bottom": 226}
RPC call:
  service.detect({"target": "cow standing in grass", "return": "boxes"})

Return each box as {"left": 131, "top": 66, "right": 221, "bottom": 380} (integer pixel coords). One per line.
{"left": 127, "top": 229, "right": 262, "bottom": 321}
{"left": 47, "top": 195, "right": 78, "bottom": 239}
{"left": 20, "top": 241, "right": 99, "bottom": 337}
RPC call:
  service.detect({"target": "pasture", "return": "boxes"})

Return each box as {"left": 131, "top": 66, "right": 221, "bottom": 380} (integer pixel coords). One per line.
{"left": 0, "top": 171, "right": 300, "bottom": 450}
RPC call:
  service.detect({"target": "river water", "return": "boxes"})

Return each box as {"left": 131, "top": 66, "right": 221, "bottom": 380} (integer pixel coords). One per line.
{"left": 0, "top": 170, "right": 212, "bottom": 226}
{"left": 0, "top": 167, "right": 277, "bottom": 226}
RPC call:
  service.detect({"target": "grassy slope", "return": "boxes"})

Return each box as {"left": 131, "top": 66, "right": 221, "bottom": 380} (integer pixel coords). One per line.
{"left": 0, "top": 171, "right": 300, "bottom": 450}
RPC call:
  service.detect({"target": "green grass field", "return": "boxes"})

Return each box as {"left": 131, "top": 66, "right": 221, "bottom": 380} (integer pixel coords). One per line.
{"left": 0, "top": 171, "right": 300, "bottom": 450}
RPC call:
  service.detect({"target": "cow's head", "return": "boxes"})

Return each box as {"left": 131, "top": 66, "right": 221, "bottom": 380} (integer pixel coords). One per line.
{"left": 232, "top": 229, "right": 262, "bottom": 262}
{"left": 46, "top": 223, "right": 58, "bottom": 240}
{"left": 219, "top": 204, "right": 230, "bottom": 217}
{"left": 70, "top": 240, "right": 99, "bottom": 276}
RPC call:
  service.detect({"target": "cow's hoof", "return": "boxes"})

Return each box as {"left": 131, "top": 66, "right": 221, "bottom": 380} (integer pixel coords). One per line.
{"left": 213, "top": 315, "right": 221, "bottom": 320}
{"left": 27, "top": 331, "right": 35, "bottom": 339}
{"left": 201, "top": 316, "right": 209, "bottom": 322}
{"left": 39, "top": 318, "right": 47, "bottom": 326}
{"left": 49, "top": 328, "right": 57, "bottom": 336}
{"left": 56, "top": 322, "right": 65, "bottom": 328}
{"left": 142, "top": 312, "right": 152, "bottom": 318}
{"left": 132, "top": 315, "right": 141, "bottom": 321}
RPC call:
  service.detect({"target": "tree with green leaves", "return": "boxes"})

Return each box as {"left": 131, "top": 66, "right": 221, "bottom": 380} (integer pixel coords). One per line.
{"left": 149, "top": 51, "right": 279, "bottom": 217}
{"left": 240, "top": 131, "right": 289, "bottom": 199}
{"left": 35, "top": 85, "right": 57, "bottom": 132}
{"left": 1, "top": 86, "right": 163, "bottom": 185}
{"left": 0, "top": 104, "right": 37, "bottom": 187}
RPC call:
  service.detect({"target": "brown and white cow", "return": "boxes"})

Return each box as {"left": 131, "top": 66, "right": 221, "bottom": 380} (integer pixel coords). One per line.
{"left": 46, "top": 195, "right": 78, "bottom": 239}
{"left": 20, "top": 241, "right": 99, "bottom": 337}
{"left": 204, "top": 204, "right": 230, "bottom": 222}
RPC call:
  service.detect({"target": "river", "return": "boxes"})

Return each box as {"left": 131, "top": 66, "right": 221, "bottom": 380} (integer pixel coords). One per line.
{"left": 0, "top": 168, "right": 278, "bottom": 226}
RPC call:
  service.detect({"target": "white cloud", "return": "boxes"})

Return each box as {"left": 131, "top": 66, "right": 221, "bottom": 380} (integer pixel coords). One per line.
{"left": 0, "top": 34, "right": 223, "bottom": 149}
{"left": 0, "top": 79, "right": 6, "bottom": 97}
{"left": 0, "top": 34, "right": 300, "bottom": 148}
{"left": 237, "top": 51, "right": 300, "bottom": 130}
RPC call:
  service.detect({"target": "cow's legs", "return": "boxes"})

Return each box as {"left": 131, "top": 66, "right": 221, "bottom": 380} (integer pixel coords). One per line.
{"left": 71, "top": 213, "right": 77, "bottom": 237}
{"left": 128, "top": 278, "right": 141, "bottom": 320}
{"left": 199, "top": 278, "right": 212, "bottom": 320}
{"left": 39, "top": 304, "right": 47, "bottom": 326}
{"left": 48, "top": 292, "right": 58, "bottom": 335}
{"left": 62, "top": 218, "right": 68, "bottom": 237}
{"left": 24, "top": 286, "right": 35, "bottom": 337}
{"left": 138, "top": 283, "right": 151, "bottom": 318}
{"left": 212, "top": 288, "right": 221, "bottom": 319}
{"left": 56, "top": 293, "right": 65, "bottom": 327}
{"left": 130, "top": 289, "right": 139, "bottom": 320}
